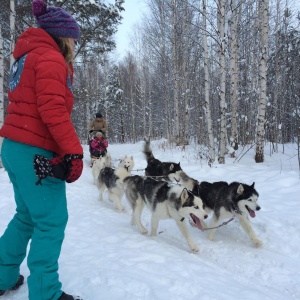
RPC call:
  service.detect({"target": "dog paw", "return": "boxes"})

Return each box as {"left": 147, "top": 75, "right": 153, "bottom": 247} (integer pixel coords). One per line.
{"left": 141, "top": 229, "right": 148, "bottom": 235}
{"left": 191, "top": 246, "right": 199, "bottom": 252}
{"left": 253, "top": 239, "right": 263, "bottom": 248}
{"left": 208, "top": 234, "right": 214, "bottom": 241}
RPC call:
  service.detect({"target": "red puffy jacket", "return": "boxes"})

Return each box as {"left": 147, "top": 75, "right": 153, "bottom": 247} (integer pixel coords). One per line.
{"left": 0, "top": 28, "right": 83, "bottom": 156}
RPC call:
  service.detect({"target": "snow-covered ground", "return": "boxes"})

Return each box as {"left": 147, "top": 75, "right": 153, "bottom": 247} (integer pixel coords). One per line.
{"left": 1, "top": 140, "right": 299, "bottom": 300}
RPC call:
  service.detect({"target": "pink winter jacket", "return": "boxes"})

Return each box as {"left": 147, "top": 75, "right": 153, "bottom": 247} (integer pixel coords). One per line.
{"left": 90, "top": 137, "right": 108, "bottom": 152}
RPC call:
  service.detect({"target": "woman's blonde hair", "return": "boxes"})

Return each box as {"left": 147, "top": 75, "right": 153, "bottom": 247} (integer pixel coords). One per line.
{"left": 50, "top": 35, "right": 74, "bottom": 65}
{"left": 58, "top": 37, "right": 74, "bottom": 65}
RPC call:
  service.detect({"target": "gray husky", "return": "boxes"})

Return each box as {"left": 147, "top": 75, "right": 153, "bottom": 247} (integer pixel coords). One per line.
{"left": 143, "top": 139, "right": 182, "bottom": 182}
{"left": 123, "top": 176, "right": 208, "bottom": 252}
{"left": 159, "top": 170, "right": 262, "bottom": 247}
{"left": 196, "top": 181, "right": 262, "bottom": 247}
{"left": 97, "top": 156, "right": 134, "bottom": 211}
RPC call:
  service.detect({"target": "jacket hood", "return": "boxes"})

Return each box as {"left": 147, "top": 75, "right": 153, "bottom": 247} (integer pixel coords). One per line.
{"left": 13, "top": 27, "right": 60, "bottom": 59}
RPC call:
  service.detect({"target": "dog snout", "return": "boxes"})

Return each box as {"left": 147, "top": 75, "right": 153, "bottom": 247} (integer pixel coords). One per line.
{"left": 256, "top": 206, "right": 261, "bottom": 211}
{"left": 204, "top": 214, "right": 208, "bottom": 219}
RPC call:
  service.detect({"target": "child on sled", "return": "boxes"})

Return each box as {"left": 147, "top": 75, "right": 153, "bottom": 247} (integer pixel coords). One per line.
{"left": 89, "top": 131, "right": 108, "bottom": 166}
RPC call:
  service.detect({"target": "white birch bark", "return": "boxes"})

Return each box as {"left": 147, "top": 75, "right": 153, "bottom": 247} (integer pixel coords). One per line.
{"left": 218, "top": 0, "right": 227, "bottom": 164}
{"left": 202, "top": 0, "right": 215, "bottom": 163}
{"left": 229, "top": 0, "right": 239, "bottom": 155}
{"left": 171, "top": 0, "right": 180, "bottom": 143}
{"left": 10, "top": 0, "right": 15, "bottom": 68}
{"left": 255, "top": 0, "right": 269, "bottom": 163}
{"left": 272, "top": 0, "right": 281, "bottom": 152}
{"left": 159, "top": 2, "right": 171, "bottom": 141}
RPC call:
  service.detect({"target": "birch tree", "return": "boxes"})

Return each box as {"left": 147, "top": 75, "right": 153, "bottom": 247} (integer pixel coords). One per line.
{"left": 202, "top": 0, "right": 215, "bottom": 163}
{"left": 171, "top": 0, "right": 181, "bottom": 143}
{"left": 217, "top": 0, "right": 227, "bottom": 164}
{"left": 10, "top": 0, "right": 15, "bottom": 68}
{"left": 228, "top": 0, "right": 240, "bottom": 155}
{"left": 158, "top": 0, "right": 171, "bottom": 141}
{"left": 255, "top": 0, "right": 269, "bottom": 162}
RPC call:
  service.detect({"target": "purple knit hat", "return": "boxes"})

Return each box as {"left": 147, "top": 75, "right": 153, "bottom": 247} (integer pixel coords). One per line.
{"left": 32, "top": 0, "right": 80, "bottom": 39}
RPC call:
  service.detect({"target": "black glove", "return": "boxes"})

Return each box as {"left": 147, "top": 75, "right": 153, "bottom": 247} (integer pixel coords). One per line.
{"left": 89, "top": 130, "right": 94, "bottom": 133}
{"left": 33, "top": 154, "right": 83, "bottom": 185}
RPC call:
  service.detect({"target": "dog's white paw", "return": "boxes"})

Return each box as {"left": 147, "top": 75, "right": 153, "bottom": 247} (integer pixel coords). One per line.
{"left": 141, "top": 228, "right": 148, "bottom": 235}
{"left": 208, "top": 234, "right": 215, "bottom": 241}
{"left": 253, "top": 239, "right": 263, "bottom": 248}
{"left": 190, "top": 246, "right": 199, "bottom": 252}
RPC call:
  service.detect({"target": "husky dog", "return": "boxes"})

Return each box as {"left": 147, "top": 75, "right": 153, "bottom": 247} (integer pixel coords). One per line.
{"left": 143, "top": 139, "right": 182, "bottom": 182}
{"left": 97, "top": 156, "right": 134, "bottom": 211}
{"left": 196, "top": 181, "right": 262, "bottom": 247}
{"left": 118, "top": 155, "right": 135, "bottom": 173}
{"left": 124, "top": 176, "right": 208, "bottom": 252}
{"left": 92, "top": 153, "right": 112, "bottom": 185}
{"left": 167, "top": 169, "right": 262, "bottom": 247}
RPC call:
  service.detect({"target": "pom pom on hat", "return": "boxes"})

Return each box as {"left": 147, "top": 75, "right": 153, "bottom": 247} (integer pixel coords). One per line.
{"left": 32, "top": 0, "right": 47, "bottom": 17}
{"left": 32, "top": 0, "right": 80, "bottom": 40}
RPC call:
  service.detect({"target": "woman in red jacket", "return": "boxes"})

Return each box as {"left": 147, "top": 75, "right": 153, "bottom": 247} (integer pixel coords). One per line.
{"left": 0, "top": 1, "right": 83, "bottom": 299}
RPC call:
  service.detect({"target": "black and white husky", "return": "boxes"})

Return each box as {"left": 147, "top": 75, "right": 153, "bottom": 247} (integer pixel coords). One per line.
{"left": 196, "top": 181, "right": 262, "bottom": 247}
{"left": 155, "top": 170, "right": 262, "bottom": 247}
{"left": 143, "top": 139, "right": 182, "bottom": 182}
{"left": 123, "top": 176, "right": 208, "bottom": 252}
{"left": 97, "top": 156, "right": 134, "bottom": 211}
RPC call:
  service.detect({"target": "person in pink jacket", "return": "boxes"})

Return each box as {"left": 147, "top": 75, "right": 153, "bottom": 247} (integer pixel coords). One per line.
{"left": 90, "top": 131, "right": 108, "bottom": 160}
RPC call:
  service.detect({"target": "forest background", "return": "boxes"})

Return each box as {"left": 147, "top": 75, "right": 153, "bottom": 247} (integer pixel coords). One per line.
{"left": 0, "top": 0, "right": 299, "bottom": 167}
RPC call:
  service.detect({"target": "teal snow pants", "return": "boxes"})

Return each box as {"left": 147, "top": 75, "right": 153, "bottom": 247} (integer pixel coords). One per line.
{"left": 0, "top": 138, "right": 67, "bottom": 300}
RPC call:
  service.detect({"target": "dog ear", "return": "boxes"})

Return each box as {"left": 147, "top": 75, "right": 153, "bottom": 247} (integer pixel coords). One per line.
{"left": 180, "top": 188, "right": 189, "bottom": 204}
{"left": 237, "top": 184, "right": 244, "bottom": 195}
{"left": 169, "top": 164, "right": 174, "bottom": 171}
{"left": 251, "top": 182, "right": 255, "bottom": 188}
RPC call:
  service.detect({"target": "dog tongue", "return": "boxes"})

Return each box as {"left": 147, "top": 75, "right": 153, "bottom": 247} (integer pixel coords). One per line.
{"left": 191, "top": 214, "right": 204, "bottom": 231}
{"left": 249, "top": 208, "right": 256, "bottom": 218}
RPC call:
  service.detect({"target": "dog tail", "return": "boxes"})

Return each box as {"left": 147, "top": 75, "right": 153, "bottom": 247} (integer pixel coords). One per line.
{"left": 143, "top": 138, "right": 155, "bottom": 162}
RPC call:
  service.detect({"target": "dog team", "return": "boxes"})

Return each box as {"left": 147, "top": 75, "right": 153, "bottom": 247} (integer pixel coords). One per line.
{"left": 91, "top": 139, "right": 262, "bottom": 253}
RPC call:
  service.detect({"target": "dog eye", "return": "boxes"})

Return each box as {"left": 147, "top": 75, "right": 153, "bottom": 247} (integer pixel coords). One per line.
{"left": 248, "top": 199, "right": 252, "bottom": 202}
{"left": 194, "top": 206, "right": 199, "bottom": 209}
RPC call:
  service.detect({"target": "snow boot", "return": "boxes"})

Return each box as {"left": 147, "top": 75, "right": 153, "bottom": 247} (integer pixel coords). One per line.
{"left": 59, "top": 292, "right": 83, "bottom": 300}
{"left": 0, "top": 275, "right": 24, "bottom": 296}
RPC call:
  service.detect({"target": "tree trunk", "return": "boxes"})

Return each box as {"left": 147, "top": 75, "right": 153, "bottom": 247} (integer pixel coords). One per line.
{"left": 171, "top": 0, "right": 180, "bottom": 143}
{"left": 229, "top": 0, "right": 239, "bottom": 155}
{"left": 202, "top": 0, "right": 215, "bottom": 163}
{"left": 10, "top": 0, "right": 15, "bottom": 68}
{"left": 255, "top": 0, "right": 269, "bottom": 163}
{"left": 218, "top": 0, "right": 227, "bottom": 164}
